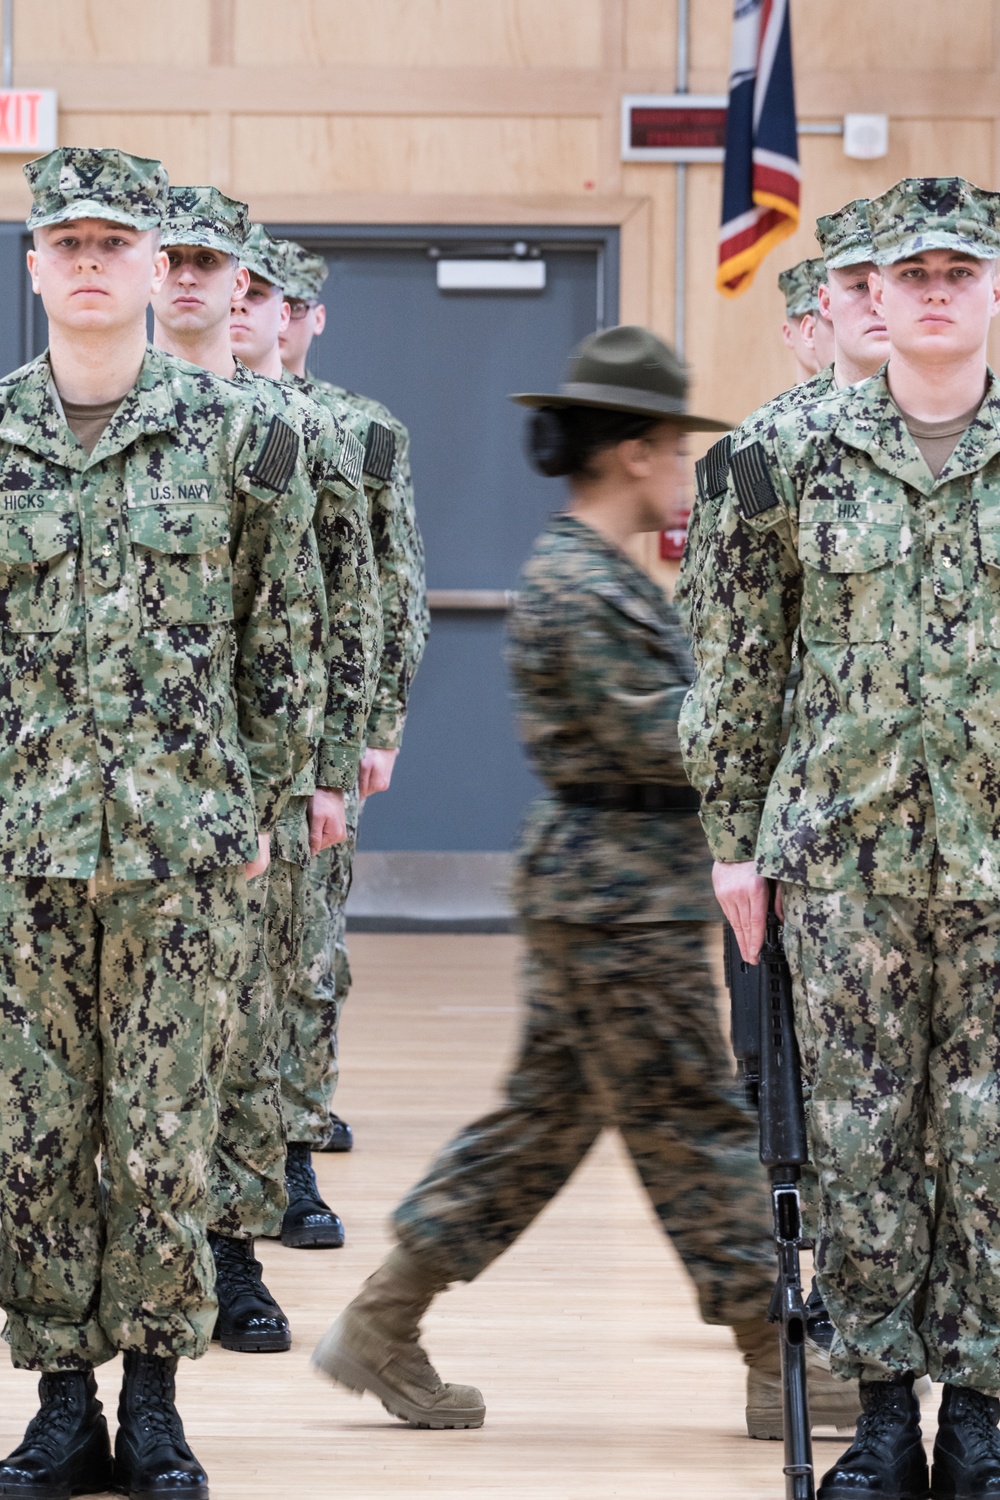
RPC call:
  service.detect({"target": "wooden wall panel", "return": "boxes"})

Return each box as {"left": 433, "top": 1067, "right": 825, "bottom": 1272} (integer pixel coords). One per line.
{"left": 621, "top": 163, "right": 676, "bottom": 337}
{"left": 232, "top": 0, "right": 604, "bottom": 70}
{"left": 15, "top": 0, "right": 211, "bottom": 67}
{"left": 624, "top": 0, "right": 676, "bottom": 73}
{"left": 230, "top": 114, "right": 602, "bottom": 197}
{"left": 58, "top": 113, "right": 213, "bottom": 188}
{"left": 793, "top": 0, "right": 994, "bottom": 75}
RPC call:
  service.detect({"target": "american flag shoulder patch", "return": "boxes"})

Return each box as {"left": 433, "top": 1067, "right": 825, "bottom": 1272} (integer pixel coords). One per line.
{"left": 696, "top": 433, "right": 734, "bottom": 502}
{"left": 337, "top": 430, "right": 364, "bottom": 491}
{"left": 363, "top": 421, "right": 396, "bottom": 483}
{"left": 249, "top": 416, "right": 299, "bottom": 493}
{"left": 730, "top": 441, "right": 780, "bottom": 520}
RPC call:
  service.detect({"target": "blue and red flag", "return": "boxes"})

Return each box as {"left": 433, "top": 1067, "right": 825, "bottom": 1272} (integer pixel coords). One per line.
{"left": 716, "top": 0, "right": 800, "bottom": 297}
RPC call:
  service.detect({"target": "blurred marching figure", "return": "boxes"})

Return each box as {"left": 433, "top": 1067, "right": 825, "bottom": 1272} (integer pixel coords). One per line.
{"left": 312, "top": 325, "right": 856, "bottom": 1441}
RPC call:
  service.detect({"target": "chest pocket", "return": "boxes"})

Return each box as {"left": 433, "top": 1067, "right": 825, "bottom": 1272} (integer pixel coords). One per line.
{"left": 798, "top": 501, "right": 904, "bottom": 644}
{"left": 0, "top": 510, "right": 80, "bottom": 633}
{"left": 129, "top": 503, "right": 233, "bottom": 628}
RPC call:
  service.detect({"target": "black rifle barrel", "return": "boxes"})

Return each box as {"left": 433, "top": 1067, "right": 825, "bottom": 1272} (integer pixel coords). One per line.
{"left": 724, "top": 889, "right": 815, "bottom": 1500}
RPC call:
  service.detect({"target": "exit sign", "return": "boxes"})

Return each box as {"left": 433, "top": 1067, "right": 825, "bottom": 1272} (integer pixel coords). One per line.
{"left": 621, "top": 95, "right": 727, "bottom": 163}
{"left": 0, "top": 90, "right": 57, "bottom": 153}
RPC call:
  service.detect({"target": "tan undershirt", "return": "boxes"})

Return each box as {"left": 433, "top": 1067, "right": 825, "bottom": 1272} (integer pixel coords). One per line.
{"left": 62, "top": 396, "right": 123, "bottom": 456}
{"left": 895, "top": 399, "right": 982, "bottom": 480}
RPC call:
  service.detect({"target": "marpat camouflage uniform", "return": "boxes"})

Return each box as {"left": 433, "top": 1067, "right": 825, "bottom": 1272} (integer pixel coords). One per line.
{"left": 0, "top": 331, "right": 321, "bottom": 1366}
{"left": 393, "top": 515, "right": 775, "bottom": 1321}
{"left": 680, "top": 178, "right": 1000, "bottom": 1385}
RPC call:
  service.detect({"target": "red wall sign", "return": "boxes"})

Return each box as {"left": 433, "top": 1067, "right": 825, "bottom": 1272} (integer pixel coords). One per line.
{"left": 621, "top": 95, "right": 728, "bottom": 163}
{"left": 0, "top": 91, "right": 57, "bottom": 153}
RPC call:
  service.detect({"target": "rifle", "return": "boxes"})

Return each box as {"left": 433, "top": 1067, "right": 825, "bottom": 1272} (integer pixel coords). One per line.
{"left": 724, "top": 886, "right": 814, "bottom": 1500}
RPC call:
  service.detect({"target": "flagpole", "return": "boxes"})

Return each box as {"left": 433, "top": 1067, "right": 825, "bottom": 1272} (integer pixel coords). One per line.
{"left": 3, "top": 0, "right": 12, "bottom": 88}
{"left": 675, "top": 0, "right": 689, "bottom": 356}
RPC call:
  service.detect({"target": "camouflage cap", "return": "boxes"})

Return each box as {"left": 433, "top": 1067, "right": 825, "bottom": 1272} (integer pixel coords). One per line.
{"left": 241, "top": 224, "right": 289, "bottom": 289}
{"left": 282, "top": 240, "right": 329, "bottom": 302}
{"left": 25, "top": 146, "right": 169, "bottom": 231}
{"left": 868, "top": 177, "right": 1000, "bottom": 265}
{"left": 815, "top": 199, "right": 874, "bottom": 270}
{"left": 160, "top": 185, "right": 251, "bottom": 258}
{"left": 777, "top": 258, "right": 826, "bottom": 318}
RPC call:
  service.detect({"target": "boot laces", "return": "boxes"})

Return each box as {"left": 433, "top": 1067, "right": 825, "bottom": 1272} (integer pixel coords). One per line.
{"left": 213, "top": 1239, "right": 265, "bottom": 1296}
{"left": 130, "top": 1362, "right": 185, "bottom": 1446}
{"left": 22, "top": 1376, "right": 87, "bottom": 1455}
{"left": 850, "top": 1402, "right": 911, "bottom": 1457}
{"left": 286, "top": 1149, "right": 321, "bottom": 1201}
{"left": 951, "top": 1394, "right": 1000, "bottom": 1459}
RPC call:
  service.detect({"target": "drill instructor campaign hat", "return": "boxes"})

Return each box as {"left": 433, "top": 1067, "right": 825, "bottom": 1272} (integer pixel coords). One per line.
{"left": 510, "top": 325, "right": 730, "bottom": 432}
{"left": 777, "top": 257, "right": 825, "bottom": 317}
{"left": 867, "top": 178, "right": 1000, "bottom": 265}
{"left": 160, "top": 185, "right": 251, "bottom": 258}
{"left": 25, "top": 146, "right": 169, "bottom": 231}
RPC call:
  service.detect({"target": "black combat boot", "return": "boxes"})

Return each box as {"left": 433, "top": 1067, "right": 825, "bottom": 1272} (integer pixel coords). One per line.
{"left": 209, "top": 1233, "right": 291, "bottom": 1353}
{"left": 932, "top": 1384, "right": 1000, "bottom": 1498}
{"left": 280, "top": 1143, "right": 345, "bottom": 1248}
{"left": 818, "top": 1374, "right": 929, "bottom": 1499}
{"left": 316, "top": 1115, "right": 353, "bottom": 1153}
{"left": 114, "top": 1352, "right": 208, "bottom": 1499}
{"left": 0, "top": 1369, "right": 113, "bottom": 1498}
{"left": 805, "top": 1277, "right": 836, "bottom": 1354}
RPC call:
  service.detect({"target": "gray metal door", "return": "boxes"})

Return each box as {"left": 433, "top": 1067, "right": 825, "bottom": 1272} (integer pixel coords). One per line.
{"left": 272, "top": 224, "right": 618, "bottom": 855}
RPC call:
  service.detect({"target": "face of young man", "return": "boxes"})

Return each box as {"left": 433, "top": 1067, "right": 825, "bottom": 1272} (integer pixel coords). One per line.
{"left": 781, "top": 312, "right": 820, "bottom": 377}
{"left": 870, "top": 249, "right": 1000, "bottom": 365}
{"left": 152, "top": 244, "right": 248, "bottom": 338}
{"left": 278, "top": 299, "right": 325, "bottom": 371}
{"left": 818, "top": 263, "right": 890, "bottom": 377}
{"left": 27, "top": 219, "right": 168, "bottom": 336}
{"left": 230, "top": 273, "right": 290, "bottom": 365}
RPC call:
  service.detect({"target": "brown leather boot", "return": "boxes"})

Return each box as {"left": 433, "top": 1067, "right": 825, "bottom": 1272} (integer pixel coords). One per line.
{"left": 312, "top": 1247, "right": 485, "bottom": 1429}
{"left": 735, "top": 1315, "right": 862, "bottom": 1440}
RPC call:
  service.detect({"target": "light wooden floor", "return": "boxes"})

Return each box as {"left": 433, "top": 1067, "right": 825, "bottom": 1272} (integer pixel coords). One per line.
{"left": 0, "top": 933, "right": 939, "bottom": 1498}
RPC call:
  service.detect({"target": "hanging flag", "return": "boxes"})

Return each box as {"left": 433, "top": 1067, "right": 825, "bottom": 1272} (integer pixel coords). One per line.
{"left": 716, "top": 0, "right": 800, "bottom": 297}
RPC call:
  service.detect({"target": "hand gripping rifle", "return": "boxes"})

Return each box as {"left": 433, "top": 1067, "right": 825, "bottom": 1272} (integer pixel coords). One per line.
{"left": 724, "top": 884, "right": 814, "bottom": 1500}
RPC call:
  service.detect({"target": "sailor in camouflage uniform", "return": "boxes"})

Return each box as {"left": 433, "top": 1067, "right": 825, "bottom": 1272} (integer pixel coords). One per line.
{"left": 681, "top": 178, "right": 1000, "bottom": 1500}
{"left": 152, "top": 197, "right": 379, "bottom": 1350}
{"left": 311, "top": 326, "right": 854, "bottom": 1442}
{"left": 0, "top": 150, "right": 322, "bottom": 1500}
{"left": 779, "top": 256, "right": 829, "bottom": 382}
{"left": 278, "top": 239, "right": 429, "bottom": 1159}
{"left": 226, "top": 224, "right": 383, "bottom": 1255}
{"left": 677, "top": 213, "right": 889, "bottom": 637}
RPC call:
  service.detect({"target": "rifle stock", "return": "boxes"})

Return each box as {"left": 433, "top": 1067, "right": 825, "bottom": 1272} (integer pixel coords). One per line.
{"left": 725, "top": 892, "right": 815, "bottom": 1500}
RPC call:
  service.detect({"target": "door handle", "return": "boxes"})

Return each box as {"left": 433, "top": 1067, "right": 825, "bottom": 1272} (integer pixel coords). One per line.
{"left": 427, "top": 589, "right": 518, "bottom": 611}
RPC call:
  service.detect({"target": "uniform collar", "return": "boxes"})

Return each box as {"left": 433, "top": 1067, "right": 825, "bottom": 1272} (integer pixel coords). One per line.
{"left": 554, "top": 514, "right": 670, "bottom": 613}
{"left": 832, "top": 365, "right": 1000, "bottom": 496}
{"left": 0, "top": 345, "right": 179, "bottom": 472}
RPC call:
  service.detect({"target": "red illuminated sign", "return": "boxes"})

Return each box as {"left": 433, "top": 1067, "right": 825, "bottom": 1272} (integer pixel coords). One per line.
{"left": 621, "top": 95, "right": 727, "bottom": 163}
{"left": 0, "top": 90, "right": 57, "bottom": 153}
